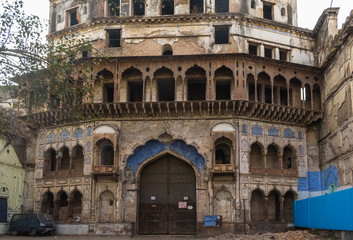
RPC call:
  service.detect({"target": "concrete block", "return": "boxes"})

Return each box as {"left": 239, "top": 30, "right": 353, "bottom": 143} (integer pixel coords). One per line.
{"left": 56, "top": 224, "right": 89, "bottom": 235}
{"left": 94, "top": 223, "right": 133, "bottom": 236}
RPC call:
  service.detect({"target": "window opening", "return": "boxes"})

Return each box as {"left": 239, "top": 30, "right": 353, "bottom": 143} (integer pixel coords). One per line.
{"left": 280, "top": 87, "right": 287, "bottom": 106}
{"left": 68, "top": 9, "right": 79, "bottom": 26}
{"left": 215, "top": 144, "right": 231, "bottom": 164}
{"left": 128, "top": 81, "right": 143, "bottom": 102}
{"left": 216, "top": 81, "right": 231, "bottom": 100}
{"left": 49, "top": 149, "right": 56, "bottom": 171}
{"left": 279, "top": 50, "right": 287, "bottom": 61}
{"left": 215, "top": 25, "right": 229, "bottom": 44}
{"left": 265, "top": 85, "right": 271, "bottom": 103}
{"left": 162, "top": 0, "right": 174, "bottom": 15}
{"left": 109, "top": 0, "right": 120, "bottom": 16}
{"left": 133, "top": 0, "right": 145, "bottom": 16}
{"left": 251, "top": 0, "right": 256, "bottom": 9}
{"left": 107, "top": 29, "right": 121, "bottom": 48}
{"left": 215, "top": 0, "right": 229, "bottom": 13}
{"left": 264, "top": 47, "right": 272, "bottom": 58}
{"left": 249, "top": 83, "right": 255, "bottom": 101}
{"left": 190, "top": 0, "right": 203, "bottom": 13}
{"left": 249, "top": 44, "right": 258, "bottom": 55}
{"left": 281, "top": 7, "right": 286, "bottom": 16}
{"left": 263, "top": 3, "right": 273, "bottom": 20}
{"left": 101, "top": 145, "right": 114, "bottom": 165}
{"left": 103, "top": 83, "right": 114, "bottom": 102}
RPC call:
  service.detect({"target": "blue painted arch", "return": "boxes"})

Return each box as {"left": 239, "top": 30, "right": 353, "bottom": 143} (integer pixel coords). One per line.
{"left": 126, "top": 139, "right": 206, "bottom": 175}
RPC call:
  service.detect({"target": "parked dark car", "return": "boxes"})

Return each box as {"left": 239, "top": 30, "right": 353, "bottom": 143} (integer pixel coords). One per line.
{"left": 9, "top": 213, "right": 56, "bottom": 236}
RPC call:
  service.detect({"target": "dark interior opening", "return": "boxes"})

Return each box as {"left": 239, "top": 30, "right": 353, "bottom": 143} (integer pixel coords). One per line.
{"left": 263, "top": 4, "right": 273, "bottom": 20}
{"left": 101, "top": 145, "right": 114, "bottom": 165}
{"left": 162, "top": 0, "right": 174, "bottom": 15}
{"left": 158, "top": 81, "right": 175, "bottom": 101}
{"left": 188, "top": 80, "right": 206, "bottom": 100}
{"left": 70, "top": 10, "right": 79, "bottom": 26}
{"left": 216, "top": 81, "right": 231, "bottom": 100}
{"left": 265, "top": 85, "right": 271, "bottom": 103}
{"left": 215, "top": 26, "right": 229, "bottom": 44}
{"left": 103, "top": 83, "right": 114, "bottom": 102}
{"left": 265, "top": 47, "right": 272, "bottom": 58}
{"left": 109, "top": 0, "right": 120, "bottom": 16}
{"left": 163, "top": 50, "right": 173, "bottom": 55}
{"left": 128, "top": 81, "right": 143, "bottom": 102}
{"left": 215, "top": 0, "right": 229, "bottom": 13}
{"left": 280, "top": 87, "right": 288, "bottom": 106}
{"left": 108, "top": 29, "right": 121, "bottom": 47}
{"left": 190, "top": 0, "right": 203, "bottom": 13}
{"left": 279, "top": 50, "right": 287, "bottom": 61}
{"left": 251, "top": 0, "right": 256, "bottom": 9}
{"left": 249, "top": 83, "right": 255, "bottom": 101}
{"left": 133, "top": 0, "right": 145, "bottom": 16}
{"left": 249, "top": 44, "right": 258, "bottom": 55}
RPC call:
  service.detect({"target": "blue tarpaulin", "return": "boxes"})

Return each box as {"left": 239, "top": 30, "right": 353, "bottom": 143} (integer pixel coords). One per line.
{"left": 294, "top": 188, "right": 353, "bottom": 231}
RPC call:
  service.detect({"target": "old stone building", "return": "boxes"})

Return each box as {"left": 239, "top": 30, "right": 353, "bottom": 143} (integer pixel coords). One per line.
{"left": 19, "top": 0, "right": 353, "bottom": 235}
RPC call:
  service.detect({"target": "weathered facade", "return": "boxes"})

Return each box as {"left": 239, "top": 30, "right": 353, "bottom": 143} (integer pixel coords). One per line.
{"left": 20, "top": 0, "right": 353, "bottom": 236}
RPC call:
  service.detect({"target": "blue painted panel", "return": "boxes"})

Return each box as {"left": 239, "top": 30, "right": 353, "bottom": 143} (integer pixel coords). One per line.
{"left": 298, "top": 177, "right": 308, "bottom": 191}
{"left": 242, "top": 124, "right": 247, "bottom": 133}
{"left": 47, "top": 132, "right": 56, "bottom": 142}
{"left": 268, "top": 127, "right": 279, "bottom": 137}
{"left": 74, "top": 128, "right": 84, "bottom": 138}
{"left": 294, "top": 188, "right": 353, "bottom": 231}
{"left": 126, "top": 140, "right": 205, "bottom": 174}
{"left": 284, "top": 128, "right": 294, "bottom": 138}
{"left": 308, "top": 172, "right": 321, "bottom": 192}
{"left": 298, "top": 131, "right": 303, "bottom": 139}
{"left": 321, "top": 165, "right": 340, "bottom": 191}
{"left": 86, "top": 142, "right": 91, "bottom": 152}
{"left": 298, "top": 145, "right": 303, "bottom": 155}
{"left": 60, "top": 130, "right": 70, "bottom": 140}
{"left": 87, "top": 126, "right": 92, "bottom": 136}
{"left": 251, "top": 125, "right": 263, "bottom": 135}
{"left": 204, "top": 215, "right": 218, "bottom": 227}
{"left": 85, "top": 156, "right": 91, "bottom": 164}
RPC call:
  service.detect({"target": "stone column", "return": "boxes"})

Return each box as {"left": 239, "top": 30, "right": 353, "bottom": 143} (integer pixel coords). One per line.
{"left": 264, "top": 197, "right": 269, "bottom": 222}
{"left": 280, "top": 195, "right": 285, "bottom": 222}
{"left": 53, "top": 200, "right": 59, "bottom": 220}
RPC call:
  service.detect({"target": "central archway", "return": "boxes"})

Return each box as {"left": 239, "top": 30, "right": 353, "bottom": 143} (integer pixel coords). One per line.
{"left": 138, "top": 154, "right": 196, "bottom": 235}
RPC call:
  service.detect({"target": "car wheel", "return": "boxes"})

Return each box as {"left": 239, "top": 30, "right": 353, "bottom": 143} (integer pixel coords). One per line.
{"left": 11, "top": 228, "right": 18, "bottom": 236}
{"left": 30, "top": 228, "right": 36, "bottom": 237}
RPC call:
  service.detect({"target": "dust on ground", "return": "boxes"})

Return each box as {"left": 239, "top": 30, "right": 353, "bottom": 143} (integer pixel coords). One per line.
{"left": 208, "top": 230, "right": 324, "bottom": 240}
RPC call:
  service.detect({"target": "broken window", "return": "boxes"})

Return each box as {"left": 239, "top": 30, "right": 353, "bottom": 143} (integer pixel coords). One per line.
{"left": 190, "top": 0, "right": 203, "bottom": 13}
{"left": 263, "top": 2, "right": 273, "bottom": 20}
{"left": 162, "top": 0, "right": 174, "bottom": 15}
{"left": 249, "top": 44, "right": 258, "bottom": 55}
{"left": 214, "top": 25, "right": 229, "bottom": 44}
{"left": 264, "top": 47, "right": 272, "bottom": 58}
{"left": 133, "top": 0, "right": 145, "bottom": 16}
{"left": 215, "top": 0, "right": 229, "bottom": 13}
{"left": 107, "top": 29, "right": 121, "bottom": 48}
{"left": 67, "top": 8, "right": 79, "bottom": 27}
{"left": 108, "top": 0, "right": 120, "bottom": 16}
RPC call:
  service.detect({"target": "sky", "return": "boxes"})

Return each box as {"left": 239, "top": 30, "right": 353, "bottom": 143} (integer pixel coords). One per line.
{"left": 22, "top": 0, "right": 353, "bottom": 30}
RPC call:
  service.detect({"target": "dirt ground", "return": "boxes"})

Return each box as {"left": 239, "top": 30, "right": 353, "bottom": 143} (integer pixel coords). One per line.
{"left": 0, "top": 231, "right": 327, "bottom": 240}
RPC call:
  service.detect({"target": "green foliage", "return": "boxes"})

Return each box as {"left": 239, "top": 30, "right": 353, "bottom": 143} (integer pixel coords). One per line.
{"left": 0, "top": 0, "right": 100, "bottom": 133}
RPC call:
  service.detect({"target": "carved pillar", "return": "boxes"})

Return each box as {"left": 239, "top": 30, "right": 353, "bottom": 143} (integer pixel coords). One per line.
{"left": 56, "top": 155, "right": 60, "bottom": 171}
{"left": 69, "top": 149, "right": 73, "bottom": 171}
{"left": 263, "top": 152, "right": 267, "bottom": 169}
{"left": 279, "top": 153, "right": 283, "bottom": 170}
{"left": 310, "top": 87, "right": 314, "bottom": 110}
{"left": 53, "top": 200, "right": 59, "bottom": 220}
{"left": 255, "top": 80, "right": 258, "bottom": 102}
{"left": 280, "top": 195, "right": 285, "bottom": 222}
{"left": 264, "top": 197, "right": 269, "bottom": 222}
{"left": 287, "top": 84, "right": 290, "bottom": 107}
{"left": 68, "top": 198, "right": 73, "bottom": 218}
{"left": 183, "top": 77, "right": 187, "bottom": 101}
{"left": 271, "top": 79, "right": 274, "bottom": 104}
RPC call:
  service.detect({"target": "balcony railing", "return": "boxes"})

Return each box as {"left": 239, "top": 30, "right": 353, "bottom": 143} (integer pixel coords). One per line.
{"left": 27, "top": 100, "right": 323, "bottom": 127}
{"left": 92, "top": 165, "right": 117, "bottom": 174}
{"left": 250, "top": 168, "right": 297, "bottom": 177}
{"left": 213, "top": 164, "right": 234, "bottom": 172}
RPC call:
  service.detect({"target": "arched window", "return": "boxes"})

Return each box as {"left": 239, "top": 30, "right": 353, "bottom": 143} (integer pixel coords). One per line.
{"left": 284, "top": 191, "right": 295, "bottom": 222}
{"left": 122, "top": 67, "right": 143, "bottom": 102}
{"left": 283, "top": 146, "right": 295, "bottom": 169}
{"left": 186, "top": 65, "right": 207, "bottom": 100}
{"left": 101, "top": 145, "right": 114, "bottom": 165}
{"left": 71, "top": 191, "right": 82, "bottom": 218}
{"left": 251, "top": 189, "right": 265, "bottom": 222}
{"left": 250, "top": 143, "right": 263, "bottom": 168}
{"left": 268, "top": 190, "right": 280, "bottom": 222}
{"left": 58, "top": 147, "right": 70, "bottom": 170}
{"left": 72, "top": 145, "right": 84, "bottom": 174}
{"left": 266, "top": 144, "right": 279, "bottom": 169}
{"left": 96, "top": 69, "right": 114, "bottom": 103}
{"left": 162, "top": 44, "right": 173, "bottom": 55}
{"left": 57, "top": 191, "right": 69, "bottom": 221}
{"left": 214, "top": 66, "right": 233, "bottom": 100}
{"left": 45, "top": 148, "right": 57, "bottom": 172}
{"left": 281, "top": 7, "right": 286, "bottom": 16}
{"left": 41, "top": 192, "right": 54, "bottom": 215}
{"left": 215, "top": 142, "right": 231, "bottom": 164}
{"left": 154, "top": 67, "right": 175, "bottom": 101}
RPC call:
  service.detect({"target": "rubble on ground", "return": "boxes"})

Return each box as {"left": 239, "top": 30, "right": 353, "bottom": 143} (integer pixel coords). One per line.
{"left": 208, "top": 230, "right": 324, "bottom": 240}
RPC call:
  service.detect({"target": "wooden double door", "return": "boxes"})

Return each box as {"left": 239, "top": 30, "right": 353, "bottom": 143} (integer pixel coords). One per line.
{"left": 139, "top": 154, "right": 196, "bottom": 234}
